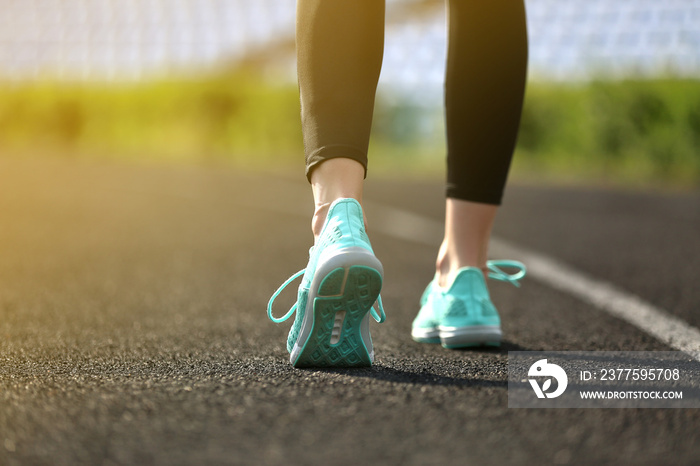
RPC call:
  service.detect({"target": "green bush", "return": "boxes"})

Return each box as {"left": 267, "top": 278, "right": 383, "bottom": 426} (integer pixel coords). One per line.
{"left": 0, "top": 72, "right": 698, "bottom": 187}
{"left": 0, "top": 71, "right": 304, "bottom": 163}
{"left": 516, "top": 79, "right": 700, "bottom": 185}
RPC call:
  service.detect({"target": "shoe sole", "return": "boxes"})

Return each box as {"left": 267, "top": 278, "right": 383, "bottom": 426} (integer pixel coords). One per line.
{"left": 411, "top": 328, "right": 440, "bottom": 344}
{"left": 291, "top": 248, "right": 383, "bottom": 368}
{"left": 439, "top": 325, "right": 502, "bottom": 349}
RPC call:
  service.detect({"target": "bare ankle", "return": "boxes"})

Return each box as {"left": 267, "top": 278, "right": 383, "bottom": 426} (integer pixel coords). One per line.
{"left": 312, "top": 203, "right": 331, "bottom": 240}
{"left": 435, "top": 244, "right": 487, "bottom": 288}
{"left": 433, "top": 197, "right": 496, "bottom": 286}
{"left": 309, "top": 159, "right": 365, "bottom": 242}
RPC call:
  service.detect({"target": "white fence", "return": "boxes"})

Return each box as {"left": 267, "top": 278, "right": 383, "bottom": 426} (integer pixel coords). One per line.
{"left": 1, "top": 0, "right": 699, "bottom": 83}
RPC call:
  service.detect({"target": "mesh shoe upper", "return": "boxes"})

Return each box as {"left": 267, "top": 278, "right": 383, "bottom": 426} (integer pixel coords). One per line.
{"left": 437, "top": 268, "right": 500, "bottom": 329}
{"left": 413, "top": 261, "right": 526, "bottom": 338}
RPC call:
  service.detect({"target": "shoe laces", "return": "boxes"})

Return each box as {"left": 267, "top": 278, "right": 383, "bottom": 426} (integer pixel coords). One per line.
{"left": 420, "top": 260, "right": 527, "bottom": 305}
{"left": 486, "top": 260, "right": 527, "bottom": 287}
{"left": 267, "top": 269, "right": 387, "bottom": 324}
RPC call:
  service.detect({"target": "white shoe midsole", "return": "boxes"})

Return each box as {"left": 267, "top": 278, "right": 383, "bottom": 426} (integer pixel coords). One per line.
{"left": 439, "top": 325, "right": 502, "bottom": 341}
{"left": 411, "top": 327, "right": 439, "bottom": 339}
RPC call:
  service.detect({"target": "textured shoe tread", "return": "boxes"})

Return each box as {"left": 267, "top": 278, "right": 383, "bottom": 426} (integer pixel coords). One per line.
{"left": 318, "top": 267, "right": 345, "bottom": 296}
{"left": 294, "top": 266, "right": 381, "bottom": 368}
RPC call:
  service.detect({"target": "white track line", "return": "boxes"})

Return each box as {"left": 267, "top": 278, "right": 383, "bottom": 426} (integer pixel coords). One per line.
{"left": 366, "top": 201, "right": 700, "bottom": 361}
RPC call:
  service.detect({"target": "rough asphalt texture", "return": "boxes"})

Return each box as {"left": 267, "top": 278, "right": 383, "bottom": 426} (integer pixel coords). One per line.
{"left": 1, "top": 157, "right": 699, "bottom": 465}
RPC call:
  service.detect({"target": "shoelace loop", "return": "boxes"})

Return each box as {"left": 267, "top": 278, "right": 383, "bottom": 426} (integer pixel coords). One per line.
{"left": 267, "top": 269, "right": 386, "bottom": 324}
{"left": 486, "top": 260, "right": 527, "bottom": 287}
{"left": 267, "top": 269, "right": 305, "bottom": 323}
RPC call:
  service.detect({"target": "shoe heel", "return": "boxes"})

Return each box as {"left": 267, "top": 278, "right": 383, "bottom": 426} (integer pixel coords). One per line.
{"left": 293, "top": 265, "right": 382, "bottom": 368}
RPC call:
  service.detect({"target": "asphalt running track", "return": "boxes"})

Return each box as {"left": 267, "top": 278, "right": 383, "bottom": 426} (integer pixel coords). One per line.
{"left": 1, "top": 157, "right": 699, "bottom": 465}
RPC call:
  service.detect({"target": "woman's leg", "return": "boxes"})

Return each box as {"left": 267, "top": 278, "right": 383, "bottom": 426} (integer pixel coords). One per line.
{"left": 266, "top": 1, "right": 386, "bottom": 368}
{"left": 437, "top": 0, "right": 528, "bottom": 286}
{"left": 296, "top": 0, "right": 385, "bottom": 239}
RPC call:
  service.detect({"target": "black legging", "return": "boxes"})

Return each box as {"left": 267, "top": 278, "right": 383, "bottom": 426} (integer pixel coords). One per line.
{"left": 297, "top": 0, "right": 528, "bottom": 205}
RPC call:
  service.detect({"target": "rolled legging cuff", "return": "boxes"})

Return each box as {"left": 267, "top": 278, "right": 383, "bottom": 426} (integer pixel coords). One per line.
{"left": 305, "top": 145, "right": 369, "bottom": 182}
{"left": 445, "top": 185, "right": 505, "bottom": 206}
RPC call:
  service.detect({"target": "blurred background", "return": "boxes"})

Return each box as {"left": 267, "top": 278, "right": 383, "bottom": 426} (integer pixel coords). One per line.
{"left": 1, "top": 0, "right": 699, "bottom": 187}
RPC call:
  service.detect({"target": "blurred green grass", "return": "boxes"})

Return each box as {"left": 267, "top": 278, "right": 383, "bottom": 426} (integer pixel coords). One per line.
{"left": 0, "top": 71, "right": 304, "bottom": 166}
{"left": 1, "top": 71, "right": 698, "bottom": 188}
{"left": 514, "top": 79, "right": 700, "bottom": 188}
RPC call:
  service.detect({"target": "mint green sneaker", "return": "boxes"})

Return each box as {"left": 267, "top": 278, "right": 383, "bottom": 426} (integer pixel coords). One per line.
{"left": 267, "top": 198, "right": 386, "bottom": 368}
{"left": 412, "top": 261, "right": 525, "bottom": 349}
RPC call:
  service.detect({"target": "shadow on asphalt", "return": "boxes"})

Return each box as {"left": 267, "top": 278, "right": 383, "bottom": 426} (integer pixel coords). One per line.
{"left": 449, "top": 340, "right": 533, "bottom": 353}
{"left": 303, "top": 365, "right": 506, "bottom": 388}
{"left": 297, "top": 341, "right": 532, "bottom": 388}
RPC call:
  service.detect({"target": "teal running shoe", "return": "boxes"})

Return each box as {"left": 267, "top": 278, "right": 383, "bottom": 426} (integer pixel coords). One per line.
{"left": 412, "top": 261, "right": 525, "bottom": 349}
{"left": 267, "top": 198, "right": 386, "bottom": 368}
